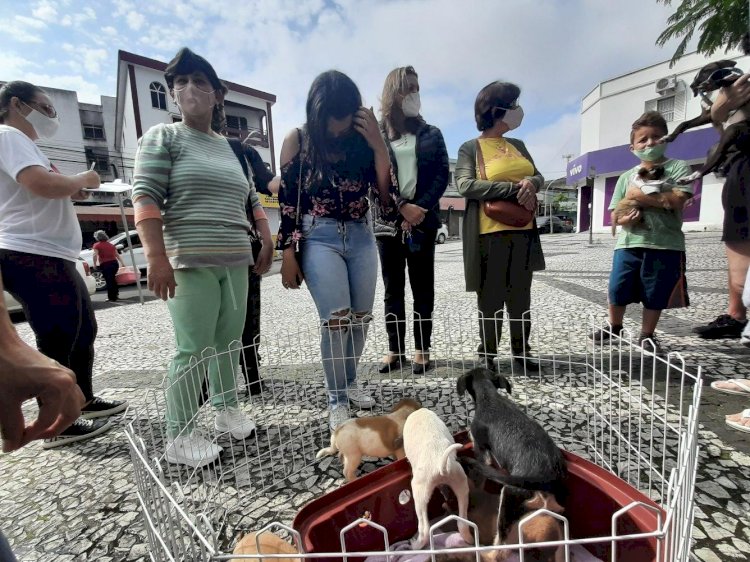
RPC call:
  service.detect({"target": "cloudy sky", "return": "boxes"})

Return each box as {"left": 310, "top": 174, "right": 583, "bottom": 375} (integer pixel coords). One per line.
{"left": 0, "top": 0, "right": 700, "bottom": 179}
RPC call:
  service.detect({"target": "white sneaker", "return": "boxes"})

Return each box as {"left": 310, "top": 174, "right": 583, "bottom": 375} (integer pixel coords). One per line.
{"left": 329, "top": 404, "right": 350, "bottom": 431}
{"left": 347, "top": 386, "right": 376, "bottom": 409}
{"left": 165, "top": 431, "right": 222, "bottom": 468}
{"left": 215, "top": 407, "right": 256, "bottom": 440}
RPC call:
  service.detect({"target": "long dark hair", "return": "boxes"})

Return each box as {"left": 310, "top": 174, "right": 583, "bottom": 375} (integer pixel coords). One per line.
{"left": 0, "top": 81, "right": 44, "bottom": 123}
{"left": 164, "top": 47, "right": 228, "bottom": 132}
{"left": 305, "top": 70, "right": 368, "bottom": 183}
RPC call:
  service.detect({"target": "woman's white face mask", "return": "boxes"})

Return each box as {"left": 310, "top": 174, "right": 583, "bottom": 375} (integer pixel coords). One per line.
{"left": 22, "top": 103, "right": 60, "bottom": 138}
{"left": 173, "top": 82, "right": 216, "bottom": 117}
{"left": 401, "top": 92, "right": 421, "bottom": 117}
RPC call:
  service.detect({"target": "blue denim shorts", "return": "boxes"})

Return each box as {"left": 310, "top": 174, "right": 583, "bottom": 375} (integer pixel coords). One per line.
{"left": 608, "top": 248, "right": 689, "bottom": 310}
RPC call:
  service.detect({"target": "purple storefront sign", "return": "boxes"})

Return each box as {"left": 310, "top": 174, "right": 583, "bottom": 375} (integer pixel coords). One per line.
{"left": 566, "top": 126, "right": 719, "bottom": 184}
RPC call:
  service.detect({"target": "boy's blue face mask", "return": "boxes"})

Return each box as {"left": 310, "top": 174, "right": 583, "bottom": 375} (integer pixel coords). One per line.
{"left": 633, "top": 144, "right": 667, "bottom": 162}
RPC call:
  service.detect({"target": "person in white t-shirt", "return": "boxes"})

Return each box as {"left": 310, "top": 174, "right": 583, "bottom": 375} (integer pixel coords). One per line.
{"left": 0, "top": 81, "right": 127, "bottom": 448}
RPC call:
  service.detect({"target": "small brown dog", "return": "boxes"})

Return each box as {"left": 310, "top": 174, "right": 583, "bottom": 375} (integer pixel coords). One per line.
{"left": 441, "top": 491, "right": 564, "bottom": 562}
{"left": 316, "top": 398, "right": 421, "bottom": 481}
{"left": 232, "top": 532, "right": 300, "bottom": 562}
{"left": 610, "top": 166, "right": 681, "bottom": 236}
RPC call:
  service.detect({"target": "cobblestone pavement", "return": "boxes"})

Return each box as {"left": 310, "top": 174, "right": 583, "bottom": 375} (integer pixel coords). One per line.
{"left": 1, "top": 231, "right": 749, "bottom": 561}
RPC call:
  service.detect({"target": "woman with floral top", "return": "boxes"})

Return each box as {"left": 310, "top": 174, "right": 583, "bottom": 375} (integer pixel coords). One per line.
{"left": 277, "top": 70, "right": 393, "bottom": 431}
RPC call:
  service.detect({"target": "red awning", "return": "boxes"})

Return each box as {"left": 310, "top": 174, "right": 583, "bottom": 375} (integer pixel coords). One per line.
{"left": 75, "top": 206, "right": 135, "bottom": 224}
{"left": 440, "top": 197, "right": 465, "bottom": 211}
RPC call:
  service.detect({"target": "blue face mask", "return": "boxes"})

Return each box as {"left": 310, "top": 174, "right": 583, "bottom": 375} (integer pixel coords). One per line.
{"left": 633, "top": 144, "right": 666, "bottom": 162}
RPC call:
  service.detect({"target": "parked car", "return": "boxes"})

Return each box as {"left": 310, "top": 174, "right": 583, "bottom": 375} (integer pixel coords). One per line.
{"left": 436, "top": 223, "right": 449, "bottom": 244}
{"left": 3, "top": 258, "right": 97, "bottom": 314}
{"left": 536, "top": 216, "right": 574, "bottom": 234}
{"left": 80, "top": 230, "right": 147, "bottom": 290}
{"left": 555, "top": 215, "right": 575, "bottom": 229}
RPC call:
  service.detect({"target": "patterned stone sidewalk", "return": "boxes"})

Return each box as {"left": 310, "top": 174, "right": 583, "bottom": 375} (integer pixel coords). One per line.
{"left": 1, "top": 231, "right": 748, "bottom": 561}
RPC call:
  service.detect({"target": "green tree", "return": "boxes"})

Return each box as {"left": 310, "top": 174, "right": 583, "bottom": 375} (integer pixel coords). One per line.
{"left": 656, "top": 0, "right": 748, "bottom": 65}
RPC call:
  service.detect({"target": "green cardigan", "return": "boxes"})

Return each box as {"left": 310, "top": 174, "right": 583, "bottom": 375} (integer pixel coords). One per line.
{"left": 455, "top": 137, "right": 546, "bottom": 293}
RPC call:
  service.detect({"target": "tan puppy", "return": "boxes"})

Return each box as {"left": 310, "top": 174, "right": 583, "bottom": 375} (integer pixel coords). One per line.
{"left": 231, "top": 532, "right": 300, "bottom": 562}
{"left": 498, "top": 492, "right": 565, "bottom": 562}
{"left": 316, "top": 398, "right": 421, "bottom": 481}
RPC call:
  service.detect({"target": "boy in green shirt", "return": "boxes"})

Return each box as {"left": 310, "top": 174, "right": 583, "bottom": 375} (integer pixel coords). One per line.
{"left": 595, "top": 111, "right": 693, "bottom": 354}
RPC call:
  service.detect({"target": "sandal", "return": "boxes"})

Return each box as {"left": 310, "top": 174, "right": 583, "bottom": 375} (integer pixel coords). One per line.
{"left": 710, "top": 379, "right": 750, "bottom": 396}
{"left": 726, "top": 409, "right": 750, "bottom": 433}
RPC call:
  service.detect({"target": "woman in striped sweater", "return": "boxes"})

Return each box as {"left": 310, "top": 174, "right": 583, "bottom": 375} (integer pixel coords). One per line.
{"left": 132, "top": 48, "right": 259, "bottom": 468}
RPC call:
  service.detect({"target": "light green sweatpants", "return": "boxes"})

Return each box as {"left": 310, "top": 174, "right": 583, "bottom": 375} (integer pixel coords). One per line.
{"left": 164, "top": 266, "right": 248, "bottom": 438}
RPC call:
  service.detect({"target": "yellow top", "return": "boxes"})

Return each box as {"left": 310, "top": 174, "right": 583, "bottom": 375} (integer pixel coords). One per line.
{"left": 477, "top": 138, "right": 535, "bottom": 234}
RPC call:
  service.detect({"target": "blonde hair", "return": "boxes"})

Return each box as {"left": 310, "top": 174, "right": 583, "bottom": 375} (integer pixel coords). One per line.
{"left": 380, "top": 66, "right": 421, "bottom": 140}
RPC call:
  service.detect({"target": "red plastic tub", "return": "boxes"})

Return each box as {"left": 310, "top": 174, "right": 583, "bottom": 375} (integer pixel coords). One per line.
{"left": 293, "top": 433, "right": 665, "bottom": 562}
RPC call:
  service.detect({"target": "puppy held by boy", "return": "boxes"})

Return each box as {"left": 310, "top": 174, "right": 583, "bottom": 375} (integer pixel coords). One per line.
{"left": 316, "top": 398, "right": 421, "bottom": 481}
{"left": 403, "top": 407, "right": 470, "bottom": 550}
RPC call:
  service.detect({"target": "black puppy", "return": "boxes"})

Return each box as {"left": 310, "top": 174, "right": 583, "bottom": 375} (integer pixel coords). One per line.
{"left": 457, "top": 368, "right": 567, "bottom": 496}
{"left": 661, "top": 59, "right": 750, "bottom": 183}
{"left": 457, "top": 368, "right": 567, "bottom": 546}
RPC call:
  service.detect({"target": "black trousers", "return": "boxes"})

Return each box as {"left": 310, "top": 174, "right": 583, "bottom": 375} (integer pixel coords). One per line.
{"left": 377, "top": 230, "right": 436, "bottom": 355}
{"left": 99, "top": 260, "right": 119, "bottom": 301}
{"left": 476, "top": 231, "right": 534, "bottom": 358}
{"left": 239, "top": 246, "right": 263, "bottom": 394}
{"left": 0, "top": 249, "right": 97, "bottom": 400}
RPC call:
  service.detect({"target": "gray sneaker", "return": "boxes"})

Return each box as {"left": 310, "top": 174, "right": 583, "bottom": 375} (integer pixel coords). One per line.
{"left": 329, "top": 404, "right": 350, "bottom": 431}
{"left": 639, "top": 333, "right": 665, "bottom": 356}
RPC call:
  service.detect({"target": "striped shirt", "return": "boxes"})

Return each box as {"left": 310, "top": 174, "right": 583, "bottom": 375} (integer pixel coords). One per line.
{"left": 132, "top": 122, "right": 253, "bottom": 269}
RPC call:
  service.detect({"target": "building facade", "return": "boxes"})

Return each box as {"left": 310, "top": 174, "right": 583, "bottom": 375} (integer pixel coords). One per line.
{"left": 566, "top": 49, "right": 749, "bottom": 233}
{"left": 4, "top": 50, "right": 278, "bottom": 245}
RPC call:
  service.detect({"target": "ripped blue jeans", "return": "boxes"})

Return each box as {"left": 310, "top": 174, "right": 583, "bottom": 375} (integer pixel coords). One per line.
{"left": 300, "top": 216, "right": 377, "bottom": 406}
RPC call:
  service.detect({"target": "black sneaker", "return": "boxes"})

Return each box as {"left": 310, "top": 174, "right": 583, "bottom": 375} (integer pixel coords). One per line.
{"left": 81, "top": 396, "right": 128, "bottom": 419}
{"left": 692, "top": 315, "right": 747, "bottom": 339}
{"left": 639, "top": 333, "right": 666, "bottom": 356}
{"left": 42, "top": 418, "right": 113, "bottom": 449}
{"left": 589, "top": 325, "right": 623, "bottom": 341}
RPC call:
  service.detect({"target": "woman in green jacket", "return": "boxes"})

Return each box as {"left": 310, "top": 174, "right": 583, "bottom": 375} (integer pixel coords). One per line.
{"left": 455, "top": 81, "right": 545, "bottom": 373}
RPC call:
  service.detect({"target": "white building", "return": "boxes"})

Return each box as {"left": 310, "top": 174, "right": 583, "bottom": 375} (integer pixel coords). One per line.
{"left": 3, "top": 50, "right": 279, "bottom": 241}
{"left": 567, "top": 49, "right": 750, "bottom": 233}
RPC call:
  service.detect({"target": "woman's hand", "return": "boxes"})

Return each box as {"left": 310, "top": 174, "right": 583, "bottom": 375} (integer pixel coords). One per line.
{"left": 354, "top": 107, "right": 386, "bottom": 153}
{"left": 253, "top": 243, "right": 274, "bottom": 275}
{"left": 147, "top": 255, "right": 177, "bottom": 300}
{"left": 281, "top": 248, "right": 303, "bottom": 289}
{"left": 516, "top": 179, "right": 537, "bottom": 211}
{"left": 400, "top": 203, "right": 427, "bottom": 226}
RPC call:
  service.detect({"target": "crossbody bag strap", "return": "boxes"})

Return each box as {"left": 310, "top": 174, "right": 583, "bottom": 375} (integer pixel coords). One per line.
{"left": 295, "top": 128, "right": 304, "bottom": 249}
{"left": 475, "top": 139, "right": 488, "bottom": 181}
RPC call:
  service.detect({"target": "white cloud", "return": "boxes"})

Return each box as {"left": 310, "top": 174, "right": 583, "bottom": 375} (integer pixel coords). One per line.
{"left": 126, "top": 11, "right": 146, "bottom": 31}
{"left": 5, "top": 26, "right": 44, "bottom": 44}
{"left": 31, "top": 0, "right": 58, "bottom": 23}
{"left": 62, "top": 44, "right": 109, "bottom": 75}
{"left": 524, "top": 112, "right": 582, "bottom": 180}
{"left": 14, "top": 15, "right": 47, "bottom": 29}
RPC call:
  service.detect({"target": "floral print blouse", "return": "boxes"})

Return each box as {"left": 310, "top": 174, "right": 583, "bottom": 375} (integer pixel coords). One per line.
{"left": 276, "top": 131, "right": 395, "bottom": 250}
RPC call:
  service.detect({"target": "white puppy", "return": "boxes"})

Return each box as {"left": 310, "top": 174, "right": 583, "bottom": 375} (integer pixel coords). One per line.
{"left": 403, "top": 408, "right": 470, "bottom": 550}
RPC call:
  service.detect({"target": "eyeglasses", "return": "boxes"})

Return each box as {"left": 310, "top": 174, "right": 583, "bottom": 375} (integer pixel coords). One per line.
{"left": 27, "top": 101, "right": 58, "bottom": 118}
{"left": 494, "top": 100, "right": 519, "bottom": 112}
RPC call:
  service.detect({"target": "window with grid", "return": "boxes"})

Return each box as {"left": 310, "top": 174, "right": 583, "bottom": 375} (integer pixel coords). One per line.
{"left": 83, "top": 125, "right": 105, "bottom": 140}
{"left": 657, "top": 96, "right": 675, "bottom": 122}
{"left": 85, "top": 149, "right": 109, "bottom": 173}
{"left": 150, "top": 82, "right": 167, "bottom": 110}
{"left": 226, "top": 115, "right": 248, "bottom": 131}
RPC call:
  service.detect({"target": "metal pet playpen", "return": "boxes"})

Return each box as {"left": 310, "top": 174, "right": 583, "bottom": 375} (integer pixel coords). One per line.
{"left": 125, "top": 310, "right": 702, "bottom": 561}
